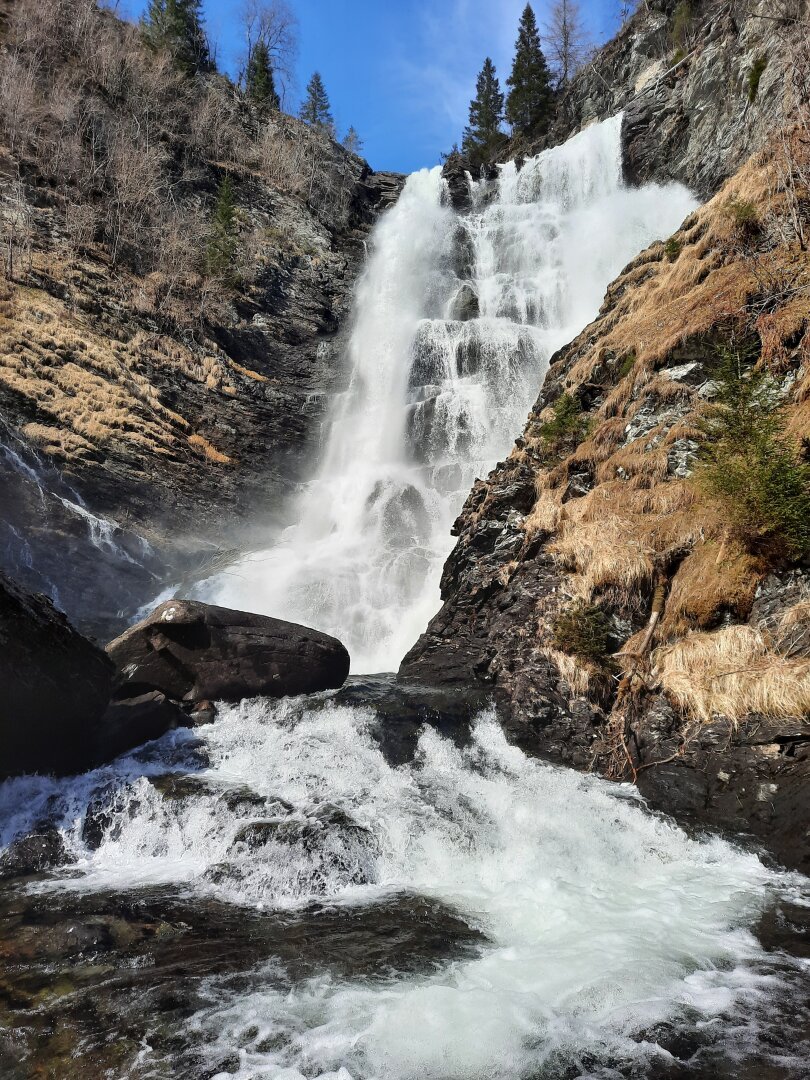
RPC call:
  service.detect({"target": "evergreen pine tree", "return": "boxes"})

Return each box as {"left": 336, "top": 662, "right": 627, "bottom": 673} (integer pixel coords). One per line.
{"left": 505, "top": 4, "right": 554, "bottom": 139}
{"left": 462, "top": 58, "right": 505, "bottom": 171}
{"left": 299, "top": 72, "right": 334, "bottom": 131}
{"left": 142, "top": 0, "right": 211, "bottom": 74}
{"left": 246, "top": 40, "right": 280, "bottom": 109}
{"left": 206, "top": 174, "right": 237, "bottom": 278}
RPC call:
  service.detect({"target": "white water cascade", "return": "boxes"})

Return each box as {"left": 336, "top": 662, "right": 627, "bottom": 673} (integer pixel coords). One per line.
{"left": 205, "top": 114, "right": 698, "bottom": 672}
{"left": 3, "top": 698, "right": 807, "bottom": 1077}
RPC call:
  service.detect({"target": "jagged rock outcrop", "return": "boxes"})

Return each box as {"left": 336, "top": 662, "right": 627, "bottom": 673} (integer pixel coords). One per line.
{"left": 508, "top": 0, "right": 806, "bottom": 199}
{"left": 107, "top": 599, "right": 350, "bottom": 702}
{"left": 402, "top": 129, "right": 810, "bottom": 869}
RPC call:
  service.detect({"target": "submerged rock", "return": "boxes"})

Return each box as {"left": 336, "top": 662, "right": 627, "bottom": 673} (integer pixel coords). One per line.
{"left": 0, "top": 572, "right": 114, "bottom": 779}
{"left": 0, "top": 828, "right": 76, "bottom": 879}
{"left": 106, "top": 599, "right": 350, "bottom": 702}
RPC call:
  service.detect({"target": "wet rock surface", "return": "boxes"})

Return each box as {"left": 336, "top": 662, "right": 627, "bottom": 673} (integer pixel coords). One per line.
{"left": 107, "top": 599, "right": 351, "bottom": 702}
{"left": 0, "top": 572, "right": 114, "bottom": 779}
{"left": 0, "top": 881, "right": 485, "bottom": 1078}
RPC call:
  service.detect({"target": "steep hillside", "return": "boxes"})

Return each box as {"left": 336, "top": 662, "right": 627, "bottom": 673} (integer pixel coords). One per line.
{"left": 404, "top": 119, "right": 810, "bottom": 869}
{"left": 0, "top": 0, "right": 401, "bottom": 638}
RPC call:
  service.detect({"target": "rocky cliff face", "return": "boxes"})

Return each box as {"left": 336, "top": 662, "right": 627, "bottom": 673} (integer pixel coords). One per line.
{"left": 510, "top": 0, "right": 806, "bottom": 199}
{"left": 0, "top": 0, "right": 403, "bottom": 639}
{"left": 404, "top": 116, "right": 810, "bottom": 869}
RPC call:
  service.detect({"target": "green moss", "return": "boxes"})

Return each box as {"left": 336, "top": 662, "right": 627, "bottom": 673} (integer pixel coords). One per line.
{"left": 696, "top": 345, "right": 810, "bottom": 561}
{"left": 747, "top": 55, "right": 768, "bottom": 103}
{"left": 537, "top": 392, "right": 591, "bottom": 463}
{"left": 552, "top": 602, "right": 615, "bottom": 663}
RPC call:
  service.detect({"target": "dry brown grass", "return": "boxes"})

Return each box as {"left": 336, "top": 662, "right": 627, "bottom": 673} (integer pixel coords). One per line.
{"left": 538, "top": 646, "right": 595, "bottom": 696}
{"left": 524, "top": 488, "right": 562, "bottom": 538}
{"left": 661, "top": 540, "right": 761, "bottom": 640}
{"left": 0, "top": 256, "right": 249, "bottom": 468}
{"left": 188, "top": 433, "right": 232, "bottom": 464}
{"left": 654, "top": 624, "right": 810, "bottom": 724}
{"left": 548, "top": 508, "right": 655, "bottom": 602}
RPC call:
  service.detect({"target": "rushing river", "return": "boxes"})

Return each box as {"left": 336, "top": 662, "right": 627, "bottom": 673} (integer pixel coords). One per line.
{"left": 1, "top": 691, "right": 809, "bottom": 1077}
{"left": 2, "top": 116, "right": 809, "bottom": 1078}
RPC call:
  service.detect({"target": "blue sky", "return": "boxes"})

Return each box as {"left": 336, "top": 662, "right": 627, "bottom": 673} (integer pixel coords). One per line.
{"left": 120, "top": 1, "right": 624, "bottom": 174}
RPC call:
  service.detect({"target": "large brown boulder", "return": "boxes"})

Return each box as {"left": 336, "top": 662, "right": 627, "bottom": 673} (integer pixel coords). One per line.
{"left": 106, "top": 600, "right": 350, "bottom": 702}
{"left": 0, "top": 572, "right": 115, "bottom": 778}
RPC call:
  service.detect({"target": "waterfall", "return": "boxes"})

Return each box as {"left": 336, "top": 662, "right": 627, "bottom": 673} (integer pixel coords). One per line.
{"left": 204, "top": 114, "right": 697, "bottom": 671}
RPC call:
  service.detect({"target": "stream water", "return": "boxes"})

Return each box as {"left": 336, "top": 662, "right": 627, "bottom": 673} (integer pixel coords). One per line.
{"left": 2, "top": 116, "right": 809, "bottom": 1078}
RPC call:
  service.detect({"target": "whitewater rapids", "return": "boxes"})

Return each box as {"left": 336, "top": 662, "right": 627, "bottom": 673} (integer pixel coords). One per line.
{"left": 2, "top": 696, "right": 807, "bottom": 1078}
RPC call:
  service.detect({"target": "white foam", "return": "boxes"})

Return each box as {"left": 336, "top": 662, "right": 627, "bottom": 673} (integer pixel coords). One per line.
{"left": 7, "top": 699, "right": 804, "bottom": 1077}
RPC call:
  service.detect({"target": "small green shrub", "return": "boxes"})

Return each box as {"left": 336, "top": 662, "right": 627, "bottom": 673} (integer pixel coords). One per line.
{"left": 664, "top": 237, "right": 682, "bottom": 262}
{"left": 723, "top": 197, "right": 760, "bottom": 233}
{"left": 206, "top": 174, "right": 238, "bottom": 280}
{"left": 671, "top": 47, "right": 685, "bottom": 66}
{"left": 537, "top": 392, "right": 591, "bottom": 462}
{"left": 747, "top": 55, "right": 768, "bottom": 103}
{"left": 617, "top": 352, "right": 637, "bottom": 379}
{"left": 696, "top": 345, "right": 810, "bottom": 561}
{"left": 552, "top": 602, "right": 615, "bottom": 663}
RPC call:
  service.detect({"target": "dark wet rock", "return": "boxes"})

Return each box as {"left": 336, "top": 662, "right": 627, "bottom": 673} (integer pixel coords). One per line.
{"left": 441, "top": 152, "right": 473, "bottom": 212}
{"left": 232, "top": 805, "right": 369, "bottom": 853}
{"left": 81, "top": 781, "right": 141, "bottom": 850}
{"left": 0, "top": 829, "right": 76, "bottom": 880}
{"left": 186, "top": 699, "right": 217, "bottom": 726}
{"left": 0, "top": 572, "right": 114, "bottom": 779}
{"left": 225, "top": 804, "right": 379, "bottom": 892}
{"left": 334, "top": 673, "right": 489, "bottom": 766}
{"left": 146, "top": 774, "right": 277, "bottom": 816}
{"left": 450, "top": 223, "right": 477, "bottom": 280}
{"left": 450, "top": 283, "right": 480, "bottom": 322}
{"left": 95, "top": 691, "right": 187, "bottom": 764}
{"left": 106, "top": 599, "right": 350, "bottom": 702}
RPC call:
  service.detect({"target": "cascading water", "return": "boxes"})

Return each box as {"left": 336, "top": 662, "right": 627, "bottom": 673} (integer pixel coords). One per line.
{"left": 204, "top": 114, "right": 697, "bottom": 672}
{"left": 3, "top": 697, "right": 808, "bottom": 1077}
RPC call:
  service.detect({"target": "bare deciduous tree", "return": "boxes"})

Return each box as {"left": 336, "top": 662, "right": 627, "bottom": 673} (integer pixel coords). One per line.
{"left": 239, "top": 0, "right": 298, "bottom": 107}
{"left": 543, "top": 0, "right": 590, "bottom": 87}
{"left": 3, "top": 179, "right": 34, "bottom": 281}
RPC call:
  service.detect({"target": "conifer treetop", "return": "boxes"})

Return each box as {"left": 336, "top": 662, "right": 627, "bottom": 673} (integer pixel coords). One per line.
{"left": 462, "top": 57, "right": 505, "bottom": 171}
{"left": 299, "top": 71, "right": 334, "bottom": 132}
{"left": 506, "top": 4, "right": 554, "bottom": 139}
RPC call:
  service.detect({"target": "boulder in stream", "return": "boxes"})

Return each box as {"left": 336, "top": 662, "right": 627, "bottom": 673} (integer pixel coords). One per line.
{"left": 106, "top": 600, "right": 351, "bottom": 702}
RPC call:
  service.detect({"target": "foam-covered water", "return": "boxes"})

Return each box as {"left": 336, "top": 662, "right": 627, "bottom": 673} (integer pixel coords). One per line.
{"left": 203, "top": 115, "right": 698, "bottom": 672}
{"left": 3, "top": 697, "right": 807, "bottom": 1077}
